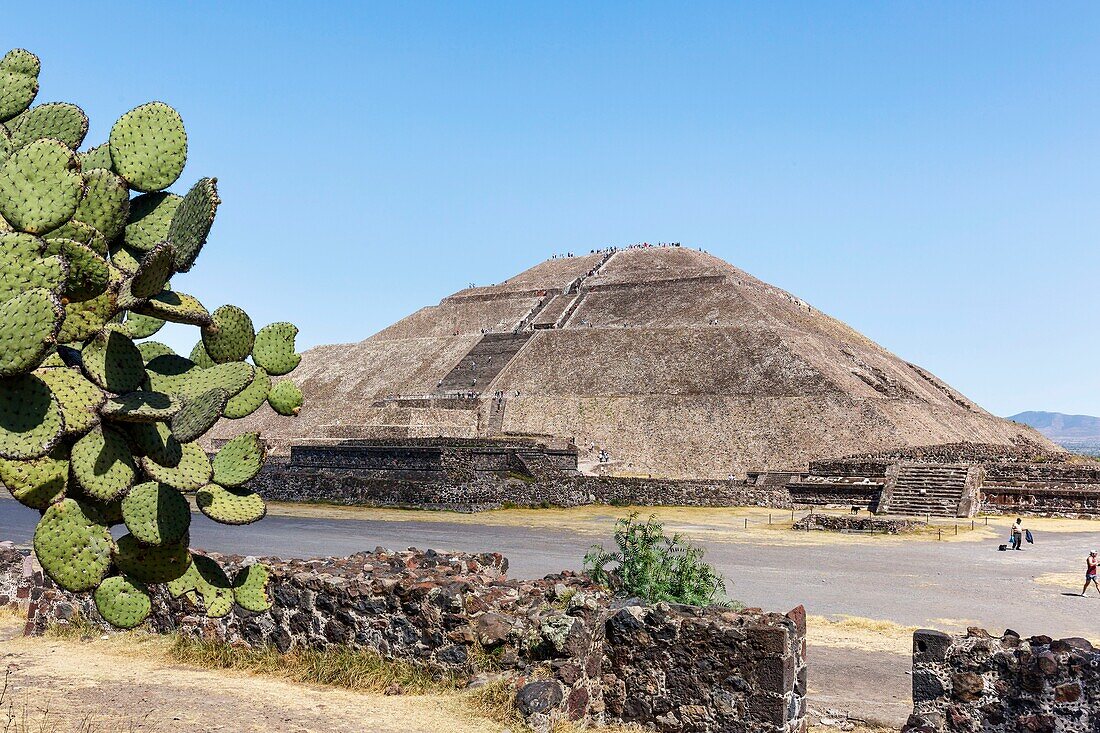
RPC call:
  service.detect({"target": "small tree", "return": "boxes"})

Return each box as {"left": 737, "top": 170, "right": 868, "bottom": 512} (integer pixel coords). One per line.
{"left": 0, "top": 49, "right": 303, "bottom": 628}
{"left": 583, "top": 512, "right": 726, "bottom": 606}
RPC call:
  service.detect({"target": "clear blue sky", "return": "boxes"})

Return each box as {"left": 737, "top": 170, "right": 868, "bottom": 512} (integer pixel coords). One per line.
{"left": 6, "top": 2, "right": 1098, "bottom": 416}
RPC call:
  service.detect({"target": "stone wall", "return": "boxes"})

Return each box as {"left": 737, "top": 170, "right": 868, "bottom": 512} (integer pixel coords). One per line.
{"left": 904, "top": 628, "right": 1099, "bottom": 733}
{"left": 786, "top": 480, "right": 883, "bottom": 510}
{"left": 1, "top": 545, "right": 807, "bottom": 733}
{"left": 792, "top": 514, "right": 915, "bottom": 534}
{"left": 249, "top": 464, "right": 793, "bottom": 512}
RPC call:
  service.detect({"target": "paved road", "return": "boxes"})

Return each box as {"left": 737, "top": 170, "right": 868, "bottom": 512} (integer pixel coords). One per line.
{"left": 3, "top": 497, "right": 1097, "bottom": 638}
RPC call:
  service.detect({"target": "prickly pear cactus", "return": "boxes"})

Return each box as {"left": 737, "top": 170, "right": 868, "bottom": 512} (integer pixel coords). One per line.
{"left": 0, "top": 49, "right": 304, "bottom": 628}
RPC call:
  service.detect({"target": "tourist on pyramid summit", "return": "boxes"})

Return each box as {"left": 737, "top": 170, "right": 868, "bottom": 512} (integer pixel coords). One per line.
{"left": 1084, "top": 552, "right": 1099, "bottom": 597}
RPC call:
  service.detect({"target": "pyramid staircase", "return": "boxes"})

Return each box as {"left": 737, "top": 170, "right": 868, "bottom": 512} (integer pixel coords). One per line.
{"left": 885, "top": 463, "right": 971, "bottom": 517}
{"left": 435, "top": 332, "right": 532, "bottom": 394}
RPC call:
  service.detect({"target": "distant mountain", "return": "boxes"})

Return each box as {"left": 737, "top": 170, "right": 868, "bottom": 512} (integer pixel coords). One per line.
{"left": 1008, "top": 411, "right": 1100, "bottom": 440}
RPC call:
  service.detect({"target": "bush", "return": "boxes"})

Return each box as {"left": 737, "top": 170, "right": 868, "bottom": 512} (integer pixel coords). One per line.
{"left": 583, "top": 512, "right": 726, "bottom": 606}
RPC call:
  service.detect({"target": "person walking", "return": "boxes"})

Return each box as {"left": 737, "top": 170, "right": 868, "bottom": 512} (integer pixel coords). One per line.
{"left": 1084, "top": 551, "right": 1099, "bottom": 597}
{"left": 1010, "top": 518, "right": 1025, "bottom": 551}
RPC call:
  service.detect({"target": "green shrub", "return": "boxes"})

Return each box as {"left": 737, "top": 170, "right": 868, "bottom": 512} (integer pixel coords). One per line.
{"left": 583, "top": 512, "right": 726, "bottom": 606}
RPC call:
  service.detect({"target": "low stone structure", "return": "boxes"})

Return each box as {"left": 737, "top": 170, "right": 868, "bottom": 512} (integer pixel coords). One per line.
{"left": 904, "top": 627, "right": 1100, "bottom": 733}
{"left": 1, "top": 544, "right": 807, "bottom": 733}
{"left": 792, "top": 513, "right": 916, "bottom": 534}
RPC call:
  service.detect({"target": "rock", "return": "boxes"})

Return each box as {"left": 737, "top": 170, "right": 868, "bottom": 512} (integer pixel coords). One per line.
{"left": 515, "top": 680, "right": 563, "bottom": 716}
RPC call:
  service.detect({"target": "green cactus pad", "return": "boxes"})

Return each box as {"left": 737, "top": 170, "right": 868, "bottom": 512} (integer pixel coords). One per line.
{"left": 43, "top": 237, "right": 110, "bottom": 302}
{"left": 211, "top": 433, "right": 264, "bottom": 487}
{"left": 114, "top": 532, "right": 191, "bottom": 584}
{"left": 167, "top": 553, "right": 234, "bottom": 618}
{"left": 45, "top": 219, "right": 107, "bottom": 256}
{"left": 7, "top": 102, "right": 89, "bottom": 151}
{"left": 33, "top": 498, "right": 114, "bottom": 592}
{"left": 167, "top": 177, "right": 218, "bottom": 272}
{"left": 125, "top": 241, "right": 174, "bottom": 300}
{"left": 121, "top": 481, "right": 190, "bottom": 546}
{"left": 125, "top": 420, "right": 181, "bottom": 465}
{"left": 94, "top": 575, "right": 151, "bottom": 629}
{"left": 231, "top": 563, "right": 272, "bottom": 612}
{"left": 108, "top": 240, "right": 142, "bottom": 274}
{"left": 81, "top": 328, "right": 146, "bottom": 393}
{"left": 0, "top": 288, "right": 62, "bottom": 376}
{"left": 0, "top": 373, "right": 64, "bottom": 459}
{"left": 188, "top": 340, "right": 215, "bottom": 369}
{"left": 57, "top": 274, "right": 120, "bottom": 343}
{"left": 0, "top": 139, "right": 83, "bottom": 234}
{"left": 101, "top": 390, "right": 179, "bottom": 423}
{"left": 202, "top": 305, "right": 255, "bottom": 364}
{"left": 268, "top": 380, "right": 303, "bottom": 417}
{"left": 130, "top": 289, "right": 211, "bottom": 327}
{"left": 77, "top": 142, "right": 113, "bottom": 172}
{"left": 120, "top": 311, "right": 164, "bottom": 340}
{"left": 71, "top": 425, "right": 137, "bottom": 501}
{"left": 145, "top": 352, "right": 198, "bottom": 394}
{"left": 223, "top": 365, "right": 270, "bottom": 419}
{"left": 197, "top": 483, "right": 266, "bottom": 526}
{"left": 0, "top": 444, "right": 67, "bottom": 508}
{"left": 0, "top": 49, "right": 40, "bottom": 123}
{"left": 180, "top": 361, "right": 254, "bottom": 400}
{"left": 136, "top": 340, "right": 175, "bottom": 363}
{"left": 72, "top": 168, "right": 129, "bottom": 241}
{"left": 140, "top": 440, "right": 210, "bottom": 490}
{"left": 171, "top": 388, "right": 229, "bottom": 443}
{"left": 0, "top": 232, "right": 67, "bottom": 301}
{"left": 37, "top": 365, "right": 104, "bottom": 437}
{"left": 108, "top": 102, "right": 187, "bottom": 193}
{"left": 123, "top": 192, "right": 180, "bottom": 252}
{"left": 252, "top": 322, "right": 301, "bottom": 376}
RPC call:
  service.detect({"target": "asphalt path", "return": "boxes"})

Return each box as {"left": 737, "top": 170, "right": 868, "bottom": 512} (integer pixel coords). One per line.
{"left": 3, "top": 497, "right": 1097, "bottom": 638}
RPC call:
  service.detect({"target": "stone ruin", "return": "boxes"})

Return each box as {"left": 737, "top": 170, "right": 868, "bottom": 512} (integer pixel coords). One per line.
{"left": 1, "top": 544, "right": 807, "bottom": 733}
{"left": 905, "top": 628, "right": 1099, "bottom": 733}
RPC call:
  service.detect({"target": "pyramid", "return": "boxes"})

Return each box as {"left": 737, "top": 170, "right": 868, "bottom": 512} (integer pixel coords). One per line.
{"left": 211, "top": 247, "right": 1057, "bottom": 478}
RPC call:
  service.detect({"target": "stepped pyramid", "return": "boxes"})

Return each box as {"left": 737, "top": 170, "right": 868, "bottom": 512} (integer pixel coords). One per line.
{"left": 211, "top": 247, "right": 1057, "bottom": 478}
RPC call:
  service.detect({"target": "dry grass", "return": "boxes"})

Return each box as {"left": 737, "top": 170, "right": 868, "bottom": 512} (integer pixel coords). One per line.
{"left": 167, "top": 635, "right": 463, "bottom": 695}
{"left": 808, "top": 614, "right": 919, "bottom": 655}
{"left": 0, "top": 670, "right": 148, "bottom": 733}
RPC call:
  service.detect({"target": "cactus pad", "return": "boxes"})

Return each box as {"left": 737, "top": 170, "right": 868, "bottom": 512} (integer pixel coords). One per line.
{"left": 108, "top": 102, "right": 187, "bottom": 192}
{"left": 33, "top": 498, "right": 114, "bottom": 592}
{"left": 43, "top": 237, "right": 110, "bottom": 302}
{"left": 71, "top": 425, "right": 137, "bottom": 501}
{"left": 130, "top": 288, "right": 211, "bottom": 326}
{"left": 0, "top": 232, "right": 67, "bottom": 299}
{"left": 57, "top": 274, "right": 120, "bottom": 343}
{"left": 188, "top": 340, "right": 215, "bottom": 368}
{"left": 122, "top": 481, "right": 190, "bottom": 546}
{"left": 0, "top": 444, "right": 67, "bottom": 508}
{"left": 77, "top": 142, "right": 113, "bottom": 172}
{"left": 167, "top": 553, "right": 234, "bottom": 618}
{"left": 123, "top": 192, "right": 181, "bottom": 252}
{"left": 120, "top": 311, "right": 164, "bottom": 339}
{"left": 126, "top": 420, "right": 182, "bottom": 466}
{"left": 144, "top": 352, "right": 198, "bottom": 394}
{"left": 93, "top": 575, "right": 151, "bottom": 629}
{"left": 223, "top": 365, "right": 270, "bottom": 419}
{"left": 108, "top": 240, "right": 142, "bottom": 274}
{"left": 0, "top": 288, "right": 62, "bottom": 376}
{"left": 125, "top": 241, "right": 175, "bottom": 301}
{"left": 101, "top": 390, "right": 180, "bottom": 422}
{"left": 202, "top": 305, "right": 255, "bottom": 363}
{"left": 37, "top": 365, "right": 104, "bottom": 437}
{"left": 73, "top": 167, "right": 129, "bottom": 241}
{"left": 252, "top": 322, "right": 301, "bottom": 375}
{"left": 197, "top": 483, "right": 266, "bottom": 525}
{"left": 0, "top": 49, "right": 40, "bottom": 122}
{"left": 46, "top": 219, "right": 107, "bottom": 256}
{"left": 81, "top": 328, "right": 146, "bottom": 393}
{"left": 0, "top": 139, "right": 83, "bottom": 234}
{"left": 115, "top": 532, "right": 191, "bottom": 584}
{"left": 181, "top": 361, "right": 253, "bottom": 400}
{"left": 140, "top": 440, "right": 210, "bottom": 490}
{"left": 0, "top": 373, "right": 64, "bottom": 459}
{"left": 231, "top": 563, "right": 272, "bottom": 612}
{"left": 137, "top": 340, "right": 176, "bottom": 363}
{"left": 167, "top": 177, "right": 218, "bottom": 272}
{"left": 268, "top": 380, "right": 303, "bottom": 416}
{"left": 8, "top": 102, "right": 89, "bottom": 151}
{"left": 211, "top": 433, "right": 264, "bottom": 487}
{"left": 170, "top": 388, "right": 229, "bottom": 442}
